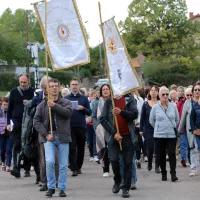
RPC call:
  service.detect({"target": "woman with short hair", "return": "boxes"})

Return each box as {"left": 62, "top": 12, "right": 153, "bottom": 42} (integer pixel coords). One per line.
{"left": 169, "top": 90, "right": 178, "bottom": 104}
{"left": 149, "top": 86, "right": 179, "bottom": 182}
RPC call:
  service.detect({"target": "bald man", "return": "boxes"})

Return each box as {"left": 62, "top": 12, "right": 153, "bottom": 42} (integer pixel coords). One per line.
{"left": 7, "top": 74, "right": 34, "bottom": 178}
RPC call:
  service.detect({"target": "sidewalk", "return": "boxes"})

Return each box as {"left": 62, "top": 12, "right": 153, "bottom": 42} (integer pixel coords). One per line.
{"left": 0, "top": 150, "right": 199, "bottom": 200}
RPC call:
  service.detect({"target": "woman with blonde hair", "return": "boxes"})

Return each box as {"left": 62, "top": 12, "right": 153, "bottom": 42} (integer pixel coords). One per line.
{"left": 150, "top": 86, "right": 179, "bottom": 182}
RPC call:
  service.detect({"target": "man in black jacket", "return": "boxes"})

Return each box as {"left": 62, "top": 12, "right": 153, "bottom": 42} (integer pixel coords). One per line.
{"left": 7, "top": 74, "right": 34, "bottom": 178}
{"left": 100, "top": 95, "right": 138, "bottom": 198}
{"left": 65, "top": 79, "right": 91, "bottom": 176}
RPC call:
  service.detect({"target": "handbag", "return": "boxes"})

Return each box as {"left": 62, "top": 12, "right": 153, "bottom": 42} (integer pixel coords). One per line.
{"left": 159, "top": 105, "right": 178, "bottom": 137}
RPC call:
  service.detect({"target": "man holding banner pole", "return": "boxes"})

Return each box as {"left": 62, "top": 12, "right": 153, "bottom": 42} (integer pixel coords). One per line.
{"left": 100, "top": 94, "right": 138, "bottom": 198}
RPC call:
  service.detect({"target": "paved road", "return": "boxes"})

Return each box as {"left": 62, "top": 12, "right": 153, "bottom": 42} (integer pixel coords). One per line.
{"left": 0, "top": 150, "right": 199, "bottom": 200}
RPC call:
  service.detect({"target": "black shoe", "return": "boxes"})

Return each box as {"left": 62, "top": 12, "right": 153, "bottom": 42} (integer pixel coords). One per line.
{"left": 147, "top": 164, "right": 152, "bottom": 171}
{"left": 171, "top": 175, "right": 178, "bottom": 182}
{"left": 24, "top": 170, "right": 30, "bottom": 177}
{"left": 35, "top": 175, "right": 40, "bottom": 184}
{"left": 137, "top": 162, "right": 141, "bottom": 169}
{"left": 10, "top": 168, "right": 21, "bottom": 178}
{"left": 72, "top": 170, "right": 78, "bottom": 176}
{"left": 162, "top": 174, "right": 167, "bottom": 181}
{"left": 112, "top": 183, "right": 120, "bottom": 194}
{"left": 122, "top": 189, "right": 130, "bottom": 198}
{"left": 155, "top": 167, "right": 161, "bottom": 174}
{"left": 59, "top": 190, "right": 67, "bottom": 197}
{"left": 68, "top": 164, "right": 72, "bottom": 171}
{"left": 40, "top": 185, "right": 48, "bottom": 191}
{"left": 46, "top": 189, "right": 55, "bottom": 197}
{"left": 77, "top": 169, "right": 82, "bottom": 174}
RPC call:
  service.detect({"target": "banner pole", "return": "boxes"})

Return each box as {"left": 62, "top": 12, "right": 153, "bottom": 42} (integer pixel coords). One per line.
{"left": 98, "top": 2, "right": 122, "bottom": 151}
{"left": 44, "top": 0, "right": 53, "bottom": 136}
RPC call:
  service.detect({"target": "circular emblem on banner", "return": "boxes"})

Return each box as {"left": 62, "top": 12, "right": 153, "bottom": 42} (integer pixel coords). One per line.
{"left": 56, "top": 24, "right": 70, "bottom": 42}
{"left": 108, "top": 37, "right": 117, "bottom": 54}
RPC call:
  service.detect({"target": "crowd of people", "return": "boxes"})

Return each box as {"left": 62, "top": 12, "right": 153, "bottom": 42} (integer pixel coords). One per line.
{"left": 0, "top": 73, "right": 200, "bottom": 198}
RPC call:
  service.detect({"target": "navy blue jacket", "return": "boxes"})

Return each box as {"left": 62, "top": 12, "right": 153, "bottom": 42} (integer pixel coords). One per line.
{"left": 140, "top": 101, "right": 154, "bottom": 139}
{"left": 7, "top": 87, "right": 34, "bottom": 125}
{"left": 190, "top": 101, "right": 200, "bottom": 131}
{"left": 65, "top": 93, "right": 91, "bottom": 128}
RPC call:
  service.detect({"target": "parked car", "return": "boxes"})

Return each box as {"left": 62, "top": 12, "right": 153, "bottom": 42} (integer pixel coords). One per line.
{"left": 95, "top": 79, "right": 109, "bottom": 87}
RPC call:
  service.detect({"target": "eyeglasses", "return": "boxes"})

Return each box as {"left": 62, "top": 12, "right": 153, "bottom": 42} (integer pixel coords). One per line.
{"left": 71, "top": 84, "right": 78, "bottom": 86}
{"left": 162, "top": 93, "right": 169, "bottom": 96}
{"left": 194, "top": 89, "right": 200, "bottom": 92}
{"left": 186, "top": 94, "right": 193, "bottom": 97}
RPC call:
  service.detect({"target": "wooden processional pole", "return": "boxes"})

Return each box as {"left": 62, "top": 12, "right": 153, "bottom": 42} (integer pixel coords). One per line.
{"left": 98, "top": 2, "right": 122, "bottom": 151}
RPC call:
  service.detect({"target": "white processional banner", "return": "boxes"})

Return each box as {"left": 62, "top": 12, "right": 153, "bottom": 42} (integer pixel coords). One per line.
{"left": 102, "top": 18, "right": 141, "bottom": 97}
{"left": 34, "top": 0, "right": 90, "bottom": 71}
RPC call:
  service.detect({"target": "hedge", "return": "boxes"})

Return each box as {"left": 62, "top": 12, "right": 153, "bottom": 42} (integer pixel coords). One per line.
{"left": 0, "top": 71, "right": 73, "bottom": 91}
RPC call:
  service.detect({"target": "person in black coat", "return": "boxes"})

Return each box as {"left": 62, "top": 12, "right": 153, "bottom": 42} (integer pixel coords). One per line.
{"left": 7, "top": 74, "right": 34, "bottom": 178}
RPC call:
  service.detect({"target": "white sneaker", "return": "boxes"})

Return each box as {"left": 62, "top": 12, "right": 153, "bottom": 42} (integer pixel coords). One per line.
{"left": 89, "top": 157, "right": 94, "bottom": 162}
{"left": 93, "top": 156, "right": 99, "bottom": 162}
{"left": 144, "top": 156, "right": 148, "bottom": 162}
{"left": 189, "top": 170, "right": 196, "bottom": 177}
{"left": 103, "top": 172, "right": 109, "bottom": 178}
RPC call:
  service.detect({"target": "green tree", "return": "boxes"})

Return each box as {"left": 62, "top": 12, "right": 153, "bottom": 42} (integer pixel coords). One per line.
{"left": 119, "top": 0, "right": 200, "bottom": 66}
{"left": 0, "top": 8, "right": 43, "bottom": 65}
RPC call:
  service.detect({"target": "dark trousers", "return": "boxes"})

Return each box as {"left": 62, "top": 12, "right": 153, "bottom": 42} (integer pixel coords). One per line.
{"left": 103, "top": 147, "right": 110, "bottom": 173}
{"left": 146, "top": 137, "right": 159, "bottom": 167}
{"left": 109, "top": 135, "right": 134, "bottom": 190}
{"left": 70, "top": 127, "right": 86, "bottom": 171}
{"left": 155, "top": 138, "right": 177, "bottom": 175}
{"left": 0, "top": 135, "right": 13, "bottom": 166}
{"left": 39, "top": 143, "right": 47, "bottom": 184}
{"left": 87, "top": 124, "right": 97, "bottom": 157}
{"left": 136, "top": 128, "right": 147, "bottom": 160}
{"left": 10, "top": 124, "right": 30, "bottom": 170}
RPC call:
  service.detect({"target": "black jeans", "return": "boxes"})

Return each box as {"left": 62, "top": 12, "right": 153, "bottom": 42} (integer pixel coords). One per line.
{"left": 103, "top": 147, "right": 110, "bottom": 173}
{"left": 10, "top": 123, "right": 30, "bottom": 171}
{"left": 146, "top": 137, "right": 159, "bottom": 167}
{"left": 108, "top": 135, "right": 134, "bottom": 190}
{"left": 70, "top": 127, "right": 86, "bottom": 171}
{"left": 155, "top": 138, "right": 177, "bottom": 175}
{"left": 136, "top": 128, "right": 147, "bottom": 160}
{"left": 87, "top": 124, "right": 97, "bottom": 157}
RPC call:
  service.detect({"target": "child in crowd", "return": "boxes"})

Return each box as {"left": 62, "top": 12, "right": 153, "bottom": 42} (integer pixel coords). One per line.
{"left": 0, "top": 97, "right": 13, "bottom": 172}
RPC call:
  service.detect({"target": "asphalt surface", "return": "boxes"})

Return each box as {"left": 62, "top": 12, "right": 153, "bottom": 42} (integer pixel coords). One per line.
{"left": 0, "top": 149, "right": 199, "bottom": 200}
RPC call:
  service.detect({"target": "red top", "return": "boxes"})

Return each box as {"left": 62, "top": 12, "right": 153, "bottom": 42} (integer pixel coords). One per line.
{"left": 177, "top": 97, "right": 186, "bottom": 118}
{"left": 114, "top": 97, "right": 129, "bottom": 135}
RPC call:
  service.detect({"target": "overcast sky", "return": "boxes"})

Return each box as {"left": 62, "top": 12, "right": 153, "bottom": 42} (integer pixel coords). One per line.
{"left": 0, "top": 0, "right": 199, "bottom": 47}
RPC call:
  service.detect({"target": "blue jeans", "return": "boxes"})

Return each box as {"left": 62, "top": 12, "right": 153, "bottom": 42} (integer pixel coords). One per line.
{"left": 119, "top": 152, "right": 137, "bottom": 184}
{"left": 180, "top": 130, "right": 189, "bottom": 161}
{"left": 0, "top": 135, "right": 13, "bottom": 166}
{"left": 44, "top": 135, "right": 69, "bottom": 190}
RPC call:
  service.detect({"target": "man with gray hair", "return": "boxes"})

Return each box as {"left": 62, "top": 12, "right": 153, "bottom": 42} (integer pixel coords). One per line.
{"left": 8, "top": 74, "right": 34, "bottom": 178}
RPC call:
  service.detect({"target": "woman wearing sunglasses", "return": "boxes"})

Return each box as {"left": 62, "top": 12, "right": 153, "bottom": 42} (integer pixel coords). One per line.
{"left": 149, "top": 86, "right": 179, "bottom": 182}
{"left": 178, "top": 85, "right": 200, "bottom": 177}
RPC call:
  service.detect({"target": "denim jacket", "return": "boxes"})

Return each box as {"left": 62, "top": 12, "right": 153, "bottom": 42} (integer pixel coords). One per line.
{"left": 190, "top": 101, "right": 200, "bottom": 131}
